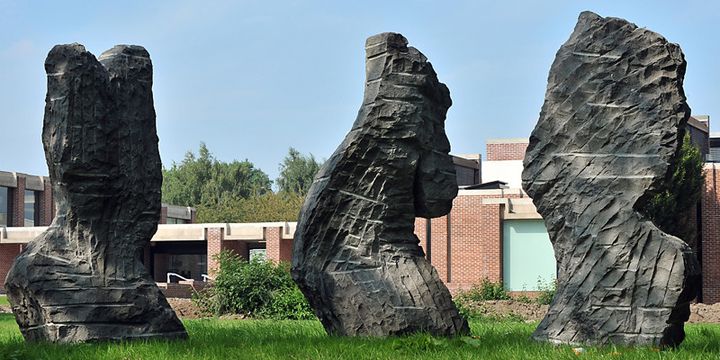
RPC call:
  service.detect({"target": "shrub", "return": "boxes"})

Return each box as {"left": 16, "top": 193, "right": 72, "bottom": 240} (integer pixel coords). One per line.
{"left": 193, "top": 250, "right": 315, "bottom": 319}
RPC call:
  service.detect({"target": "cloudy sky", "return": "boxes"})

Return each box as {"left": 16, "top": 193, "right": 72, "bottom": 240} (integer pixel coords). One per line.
{"left": 1, "top": 0, "right": 718, "bottom": 182}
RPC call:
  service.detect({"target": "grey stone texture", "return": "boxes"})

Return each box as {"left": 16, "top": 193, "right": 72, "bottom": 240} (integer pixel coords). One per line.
{"left": 522, "top": 12, "right": 701, "bottom": 347}
{"left": 291, "top": 32, "right": 469, "bottom": 337}
{"left": 4, "top": 44, "right": 187, "bottom": 342}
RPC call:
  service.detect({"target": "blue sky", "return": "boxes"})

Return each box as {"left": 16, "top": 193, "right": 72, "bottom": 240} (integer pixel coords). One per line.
{"left": 1, "top": 1, "right": 718, "bottom": 182}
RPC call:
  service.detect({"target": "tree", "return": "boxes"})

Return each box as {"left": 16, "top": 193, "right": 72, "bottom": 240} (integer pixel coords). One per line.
{"left": 276, "top": 147, "right": 322, "bottom": 195}
{"left": 162, "top": 143, "right": 272, "bottom": 207}
{"left": 645, "top": 134, "right": 705, "bottom": 246}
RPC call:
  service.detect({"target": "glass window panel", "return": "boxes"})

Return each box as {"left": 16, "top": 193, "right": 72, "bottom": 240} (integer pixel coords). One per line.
{"left": 24, "top": 190, "right": 35, "bottom": 227}
{"left": 0, "top": 187, "right": 7, "bottom": 226}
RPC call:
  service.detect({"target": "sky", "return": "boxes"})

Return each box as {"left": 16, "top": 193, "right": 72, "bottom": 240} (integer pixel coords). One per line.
{"left": 0, "top": 0, "right": 718, "bottom": 183}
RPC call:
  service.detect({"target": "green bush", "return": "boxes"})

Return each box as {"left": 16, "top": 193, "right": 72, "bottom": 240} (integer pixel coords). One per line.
{"left": 193, "top": 251, "right": 315, "bottom": 319}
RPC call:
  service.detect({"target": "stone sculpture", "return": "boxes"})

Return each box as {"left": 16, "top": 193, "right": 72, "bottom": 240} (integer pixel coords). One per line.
{"left": 522, "top": 11, "right": 701, "bottom": 347}
{"left": 4, "top": 44, "right": 187, "bottom": 342}
{"left": 291, "top": 32, "right": 469, "bottom": 337}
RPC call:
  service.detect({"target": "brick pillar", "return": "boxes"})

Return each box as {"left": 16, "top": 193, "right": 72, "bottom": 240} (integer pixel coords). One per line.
{"left": 0, "top": 244, "right": 22, "bottom": 290}
{"left": 206, "top": 227, "right": 224, "bottom": 276}
{"left": 190, "top": 208, "right": 197, "bottom": 224}
{"left": 39, "top": 178, "right": 54, "bottom": 226}
{"left": 160, "top": 206, "right": 168, "bottom": 224}
{"left": 265, "top": 227, "right": 283, "bottom": 263}
{"left": 702, "top": 164, "right": 720, "bottom": 303}
{"left": 10, "top": 176, "right": 26, "bottom": 227}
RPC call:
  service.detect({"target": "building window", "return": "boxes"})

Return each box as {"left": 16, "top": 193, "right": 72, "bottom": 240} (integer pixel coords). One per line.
{"left": 0, "top": 187, "right": 8, "bottom": 226}
{"left": 24, "top": 190, "right": 39, "bottom": 227}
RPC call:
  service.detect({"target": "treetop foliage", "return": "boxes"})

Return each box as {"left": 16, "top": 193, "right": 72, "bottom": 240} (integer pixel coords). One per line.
{"left": 163, "top": 144, "right": 322, "bottom": 223}
{"left": 276, "top": 147, "right": 323, "bottom": 196}
{"left": 162, "top": 142, "right": 272, "bottom": 207}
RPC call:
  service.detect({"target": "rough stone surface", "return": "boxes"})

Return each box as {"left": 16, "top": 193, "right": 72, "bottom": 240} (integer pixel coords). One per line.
{"left": 522, "top": 12, "right": 701, "bottom": 347}
{"left": 291, "top": 32, "right": 469, "bottom": 337}
{"left": 4, "top": 44, "right": 187, "bottom": 342}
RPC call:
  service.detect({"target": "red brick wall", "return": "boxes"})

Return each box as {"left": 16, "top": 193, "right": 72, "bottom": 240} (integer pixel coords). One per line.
{"left": 447, "top": 196, "right": 503, "bottom": 292}
{"left": 161, "top": 281, "right": 209, "bottom": 298}
{"left": 430, "top": 215, "right": 449, "bottom": 282}
{"left": 0, "top": 244, "right": 22, "bottom": 292}
{"left": 702, "top": 164, "right": 720, "bottom": 303}
{"left": 486, "top": 142, "right": 528, "bottom": 161}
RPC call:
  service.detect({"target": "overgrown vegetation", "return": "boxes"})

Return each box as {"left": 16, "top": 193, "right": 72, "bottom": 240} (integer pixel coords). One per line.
{"left": 454, "top": 278, "right": 557, "bottom": 320}
{"left": 2, "top": 314, "right": 720, "bottom": 359}
{"left": 454, "top": 279, "right": 512, "bottom": 321}
{"left": 193, "top": 251, "right": 314, "bottom": 320}
{"left": 456, "top": 279, "right": 511, "bottom": 303}
{"left": 535, "top": 277, "right": 556, "bottom": 305}
{"left": 645, "top": 134, "right": 705, "bottom": 244}
{"left": 196, "top": 192, "right": 305, "bottom": 223}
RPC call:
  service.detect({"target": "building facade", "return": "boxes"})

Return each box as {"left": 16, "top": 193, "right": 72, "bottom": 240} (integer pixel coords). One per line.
{"left": 3, "top": 116, "right": 720, "bottom": 302}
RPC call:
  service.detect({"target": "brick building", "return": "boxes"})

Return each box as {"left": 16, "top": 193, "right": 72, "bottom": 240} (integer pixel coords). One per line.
{"left": 3, "top": 117, "right": 720, "bottom": 302}
{"left": 0, "top": 170, "right": 196, "bottom": 291}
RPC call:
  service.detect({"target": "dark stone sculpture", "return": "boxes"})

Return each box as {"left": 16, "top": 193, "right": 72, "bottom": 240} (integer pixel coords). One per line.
{"left": 4, "top": 44, "right": 187, "bottom": 342}
{"left": 522, "top": 12, "right": 701, "bottom": 347}
{"left": 291, "top": 33, "right": 469, "bottom": 337}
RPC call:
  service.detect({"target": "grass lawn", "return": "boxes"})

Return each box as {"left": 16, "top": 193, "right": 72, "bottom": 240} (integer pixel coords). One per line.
{"left": 1, "top": 314, "right": 720, "bottom": 359}
{"left": 0, "top": 296, "right": 8, "bottom": 307}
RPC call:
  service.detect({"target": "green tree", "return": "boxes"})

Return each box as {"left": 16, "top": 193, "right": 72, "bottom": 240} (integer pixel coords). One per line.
{"left": 645, "top": 134, "right": 705, "bottom": 245}
{"left": 162, "top": 143, "right": 272, "bottom": 207}
{"left": 276, "top": 147, "right": 322, "bottom": 195}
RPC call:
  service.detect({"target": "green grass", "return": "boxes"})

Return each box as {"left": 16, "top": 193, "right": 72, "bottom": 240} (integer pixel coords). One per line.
{"left": 1, "top": 314, "right": 720, "bottom": 359}
{"left": 0, "top": 296, "right": 8, "bottom": 307}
